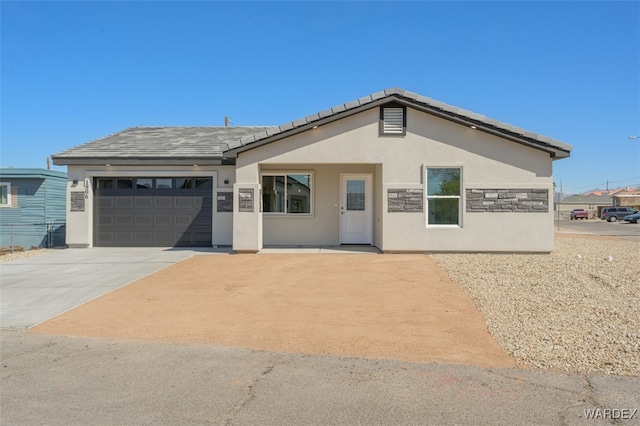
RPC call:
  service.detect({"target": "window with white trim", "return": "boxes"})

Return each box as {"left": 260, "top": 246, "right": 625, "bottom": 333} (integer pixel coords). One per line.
{"left": 0, "top": 183, "right": 11, "bottom": 207}
{"left": 379, "top": 104, "right": 406, "bottom": 135}
{"left": 262, "top": 173, "right": 312, "bottom": 214}
{"left": 426, "top": 168, "right": 461, "bottom": 225}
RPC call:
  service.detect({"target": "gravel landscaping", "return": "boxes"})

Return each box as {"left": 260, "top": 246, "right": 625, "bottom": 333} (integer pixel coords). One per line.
{"left": 0, "top": 248, "right": 53, "bottom": 263}
{"left": 432, "top": 235, "right": 640, "bottom": 377}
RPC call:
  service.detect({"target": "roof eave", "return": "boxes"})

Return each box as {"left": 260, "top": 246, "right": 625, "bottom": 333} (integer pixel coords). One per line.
{"left": 51, "top": 157, "right": 228, "bottom": 166}
{"left": 224, "top": 95, "right": 572, "bottom": 160}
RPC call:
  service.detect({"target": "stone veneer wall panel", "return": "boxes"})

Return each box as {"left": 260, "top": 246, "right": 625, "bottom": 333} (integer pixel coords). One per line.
{"left": 388, "top": 189, "right": 423, "bottom": 212}
{"left": 466, "top": 189, "right": 548, "bottom": 212}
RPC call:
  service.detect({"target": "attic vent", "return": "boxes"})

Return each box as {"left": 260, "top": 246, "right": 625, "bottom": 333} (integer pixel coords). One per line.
{"left": 380, "top": 105, "right": 406, "bottom": 135}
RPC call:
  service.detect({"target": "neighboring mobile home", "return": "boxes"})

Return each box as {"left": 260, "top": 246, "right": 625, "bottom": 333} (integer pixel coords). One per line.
{"left": 52, "top": 88, "right": 572, "bottom": 252}
{"left": 0, "top": 168, "right": 67, "bottom": 249}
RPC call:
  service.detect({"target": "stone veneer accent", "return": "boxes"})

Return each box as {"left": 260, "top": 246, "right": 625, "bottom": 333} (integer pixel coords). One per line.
{"left": 238, "top": 189, "right": 254, "bottom": 212}
{"left": 466, "top": 189, "right": 548, "bottom": 213}
{"left": 217, "top": 191, "right": 233, "bottom": 212}
{"left": 388, "top": 189, "right": 423, "bottom": 212}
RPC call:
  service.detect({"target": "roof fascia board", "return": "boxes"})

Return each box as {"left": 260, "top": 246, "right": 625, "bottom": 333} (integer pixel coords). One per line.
{"left": 225, "top": 95, "right": 570, "bottom": 159}
{"left": 402, "top": 100, "right": 570, "bottom": 159}
{"left": 224, "top": 97, "right": 398, "bottom": 158}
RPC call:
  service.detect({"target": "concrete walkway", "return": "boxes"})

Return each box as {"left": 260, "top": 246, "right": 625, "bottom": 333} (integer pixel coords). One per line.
{"left": 0, "top": 247, "right": 225, "bottom": 328}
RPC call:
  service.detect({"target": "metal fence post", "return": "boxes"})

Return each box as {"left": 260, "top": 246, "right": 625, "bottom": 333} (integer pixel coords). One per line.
{"left": 11, "top": 224, "right": 15, "bottom": 253}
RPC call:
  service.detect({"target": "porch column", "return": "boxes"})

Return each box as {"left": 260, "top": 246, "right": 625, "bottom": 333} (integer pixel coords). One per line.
{"left": 232, "top": 183, "right": 262, "bottom": 252}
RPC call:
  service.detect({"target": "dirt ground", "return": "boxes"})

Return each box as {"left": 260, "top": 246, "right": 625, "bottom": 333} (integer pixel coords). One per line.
{"left": 31, "top": 254, "right": 515, "bottom": 369}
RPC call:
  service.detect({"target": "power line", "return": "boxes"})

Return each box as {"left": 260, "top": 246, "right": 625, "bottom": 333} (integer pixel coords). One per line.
{"left": 561, "top": 176, "right": 640, "bottom": 192}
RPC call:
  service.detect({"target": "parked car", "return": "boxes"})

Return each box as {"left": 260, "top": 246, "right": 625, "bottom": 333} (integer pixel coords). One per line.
{"left": 570, "top": 209, "right": 589, "bottom": 220}
{"left": 623, "top": 212, "right": 640, "bottom": 223}
{"left": 601, "top": 207, "right": 638, "bottom": 222}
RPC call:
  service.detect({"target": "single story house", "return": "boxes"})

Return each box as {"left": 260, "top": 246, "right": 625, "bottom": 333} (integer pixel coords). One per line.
{"left": 612, "top": 193, "right": 640, "bottom": 209}
{"left": 558, "top": 194, "right": 613, "bottom": 219}
{"left": 0, "top": 168, "right": 67, "bottom": 250}
{"left": 52, "top": 88, "right": 572, "bottom": 252}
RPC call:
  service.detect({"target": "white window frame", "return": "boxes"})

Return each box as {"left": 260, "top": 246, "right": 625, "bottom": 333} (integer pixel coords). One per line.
{"left": 261, "top": 171, "right": 313, "bottom": 216}
{"left": 0, "top": 182, "right": 11, "bottom": 207}
{"left": 425, "top": 167, "right": 462, "bottom": 228}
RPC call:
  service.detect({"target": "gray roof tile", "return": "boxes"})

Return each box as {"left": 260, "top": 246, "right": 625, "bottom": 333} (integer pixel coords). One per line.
{"left": 52, "top": 126, "right": 274, "bottom": 162}
{"left": 318, "top": 108, "right": 334, "bottom": 118}
{"left": 292, "top": 118, "right": 308, "bottom": 127}
{"left": 53, "top": 88, "right": 572, "bottom": 165}
{"left": 344, "top": 100, "right": 361, "bottom": 109}
{"left": 370, "top": 90, "right": 387, "bottom": 101}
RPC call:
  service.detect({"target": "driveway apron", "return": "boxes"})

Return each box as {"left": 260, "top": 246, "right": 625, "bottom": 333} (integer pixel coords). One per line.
{"left": 0, "top": 248, "right": 222, "bottom": 328}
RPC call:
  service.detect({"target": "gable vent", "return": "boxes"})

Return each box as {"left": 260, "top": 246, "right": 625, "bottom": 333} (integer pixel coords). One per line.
{"left": 383, "top": 107, "right": 404, "bottom": 134}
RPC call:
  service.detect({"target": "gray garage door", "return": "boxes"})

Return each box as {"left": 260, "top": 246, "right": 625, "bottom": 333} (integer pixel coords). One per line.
{"left": 94, "top": 177, "right": 213, "bottom": 247}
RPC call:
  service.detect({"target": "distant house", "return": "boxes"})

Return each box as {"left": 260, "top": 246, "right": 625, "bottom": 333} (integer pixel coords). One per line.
{"left": 559, "top": 194, "right": 613, "bottom": 219}
{"left": 0, "top": 169, "right": 67, "bottom": 250}
{"left": 612, "top": 192, "right": 640, "bottom": 209}
{"left": 52, "top": 88, "right": 572, "bottom": 253}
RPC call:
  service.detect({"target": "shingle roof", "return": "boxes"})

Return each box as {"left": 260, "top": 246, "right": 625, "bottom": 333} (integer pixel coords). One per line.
{"left": 52, "top": 126, "right": 274, "bottom": 165}
{"left": 226, "top": 87, "right": 572, "bottom": 158}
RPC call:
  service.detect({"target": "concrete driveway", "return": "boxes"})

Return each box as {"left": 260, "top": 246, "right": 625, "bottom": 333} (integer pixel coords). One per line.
{"left": 0, "top": 247, "right": 224, "bottom": 328}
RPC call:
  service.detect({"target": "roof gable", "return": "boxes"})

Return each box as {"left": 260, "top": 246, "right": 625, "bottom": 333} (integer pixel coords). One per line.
{"left": 225, "top": 88, "right": 572, "bottom": 159}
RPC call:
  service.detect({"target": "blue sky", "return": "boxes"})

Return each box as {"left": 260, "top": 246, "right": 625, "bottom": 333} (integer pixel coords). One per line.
{"left": 2, "top": 1, "right": 638, "bottom": 194}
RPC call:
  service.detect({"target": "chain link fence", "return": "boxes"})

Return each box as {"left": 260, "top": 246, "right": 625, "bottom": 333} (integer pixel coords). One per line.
{"left": 0, "top": 221, "right": 66, "bottom": 253}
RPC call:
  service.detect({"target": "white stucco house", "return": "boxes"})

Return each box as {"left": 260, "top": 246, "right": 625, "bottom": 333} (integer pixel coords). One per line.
{"left": 52, "top": 88, "right": 572, "bottom": 252}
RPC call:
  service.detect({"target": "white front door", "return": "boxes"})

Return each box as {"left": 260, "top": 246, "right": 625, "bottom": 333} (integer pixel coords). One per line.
{"left": 340, "top": 174, "right": 373, "bottom": 245}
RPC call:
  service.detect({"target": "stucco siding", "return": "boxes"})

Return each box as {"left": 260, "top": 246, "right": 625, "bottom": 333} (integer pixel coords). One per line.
{"left": 65, "top": 165, "right": 234, "bottom": 247}
{"left": 235, "top": 106, "right": 554, "bottom": 252}
{"left": 261, "top": 164, "right": 376, "bottom": 246}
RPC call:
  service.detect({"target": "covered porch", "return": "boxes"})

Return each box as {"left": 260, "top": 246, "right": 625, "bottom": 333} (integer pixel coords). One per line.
{"left": 233, "top": 163, "right": 383, "bottom": 252}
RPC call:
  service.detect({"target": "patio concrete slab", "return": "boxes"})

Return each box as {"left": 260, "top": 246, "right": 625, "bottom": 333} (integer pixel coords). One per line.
{"left": 0, "top": 247, "right": 226, "bottom": 329}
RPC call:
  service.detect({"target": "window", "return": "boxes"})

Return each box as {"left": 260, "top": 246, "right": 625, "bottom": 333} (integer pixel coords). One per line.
{"left": 0, "top": 183, "right": 11, "bottom": 207}
{"left": 379, "top": 104, "right": 406, "bottom": 135}
{"left": 155, "top": 178, "right": 173, "bottom": 189}
{"left": 96, "top": 178, "right": 114, "bottom": 189}
{"left": 117, "top": 178, "right": 133, "bottom": 189}
{"left": 426, "top": 168, "right": 461, "bottom": 225}
{"left": 136, "top": 178, "right": 153, "bottom": 189}
{"left": 262, "top": 173, "right": 311, "bottom": 214}
{"left": 176, "top": 178, "right": 193, "bottom": 189}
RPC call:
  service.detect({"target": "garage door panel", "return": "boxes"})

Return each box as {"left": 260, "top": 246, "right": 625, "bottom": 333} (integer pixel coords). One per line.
{"left": 135, "top": 197, "right": 153, "bottom": 208}
{"left": 135, "top": 232, "right": 153, "bottom": 244}
{"left": 97, "top": 197, "right": 114, "bottom": 208}
{"left": 155, "top": 215, "right": 172, "bottom": 226}
{"left": 175, "top": 215, "right": 193, "bottom": 226}
{"left": 115, "top": 232, "right": 133, "bottom": 243}
{"left": 116, "top": 215, "right": 133, "bottom": 226}
{"left": 154, "top": 232, "right": 174, "bottom": 245}
{"left": 97, "top": 232, "right": 114, "bottom": 244}
{"left": 136, "top": 214, "right": 153, "bottom": 226}
{"left": 115, "top": 197, "right": 134, "bottom": 208}
{"left": 155, "top": 197, "right": 172, "bottom": 208}
{"left": 94, "top": 180, "right": 212, "bottom": 247}
{"left": 175, "top": 197, "right": 193, "bottom": 208}
{"left": 98, "top": 215, "right": 114, "bottom": 226}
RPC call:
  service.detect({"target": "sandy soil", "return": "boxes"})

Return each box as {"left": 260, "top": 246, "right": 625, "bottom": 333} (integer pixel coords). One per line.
{"left": 31, "top": 254, "right": 515, "bottom": 369}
